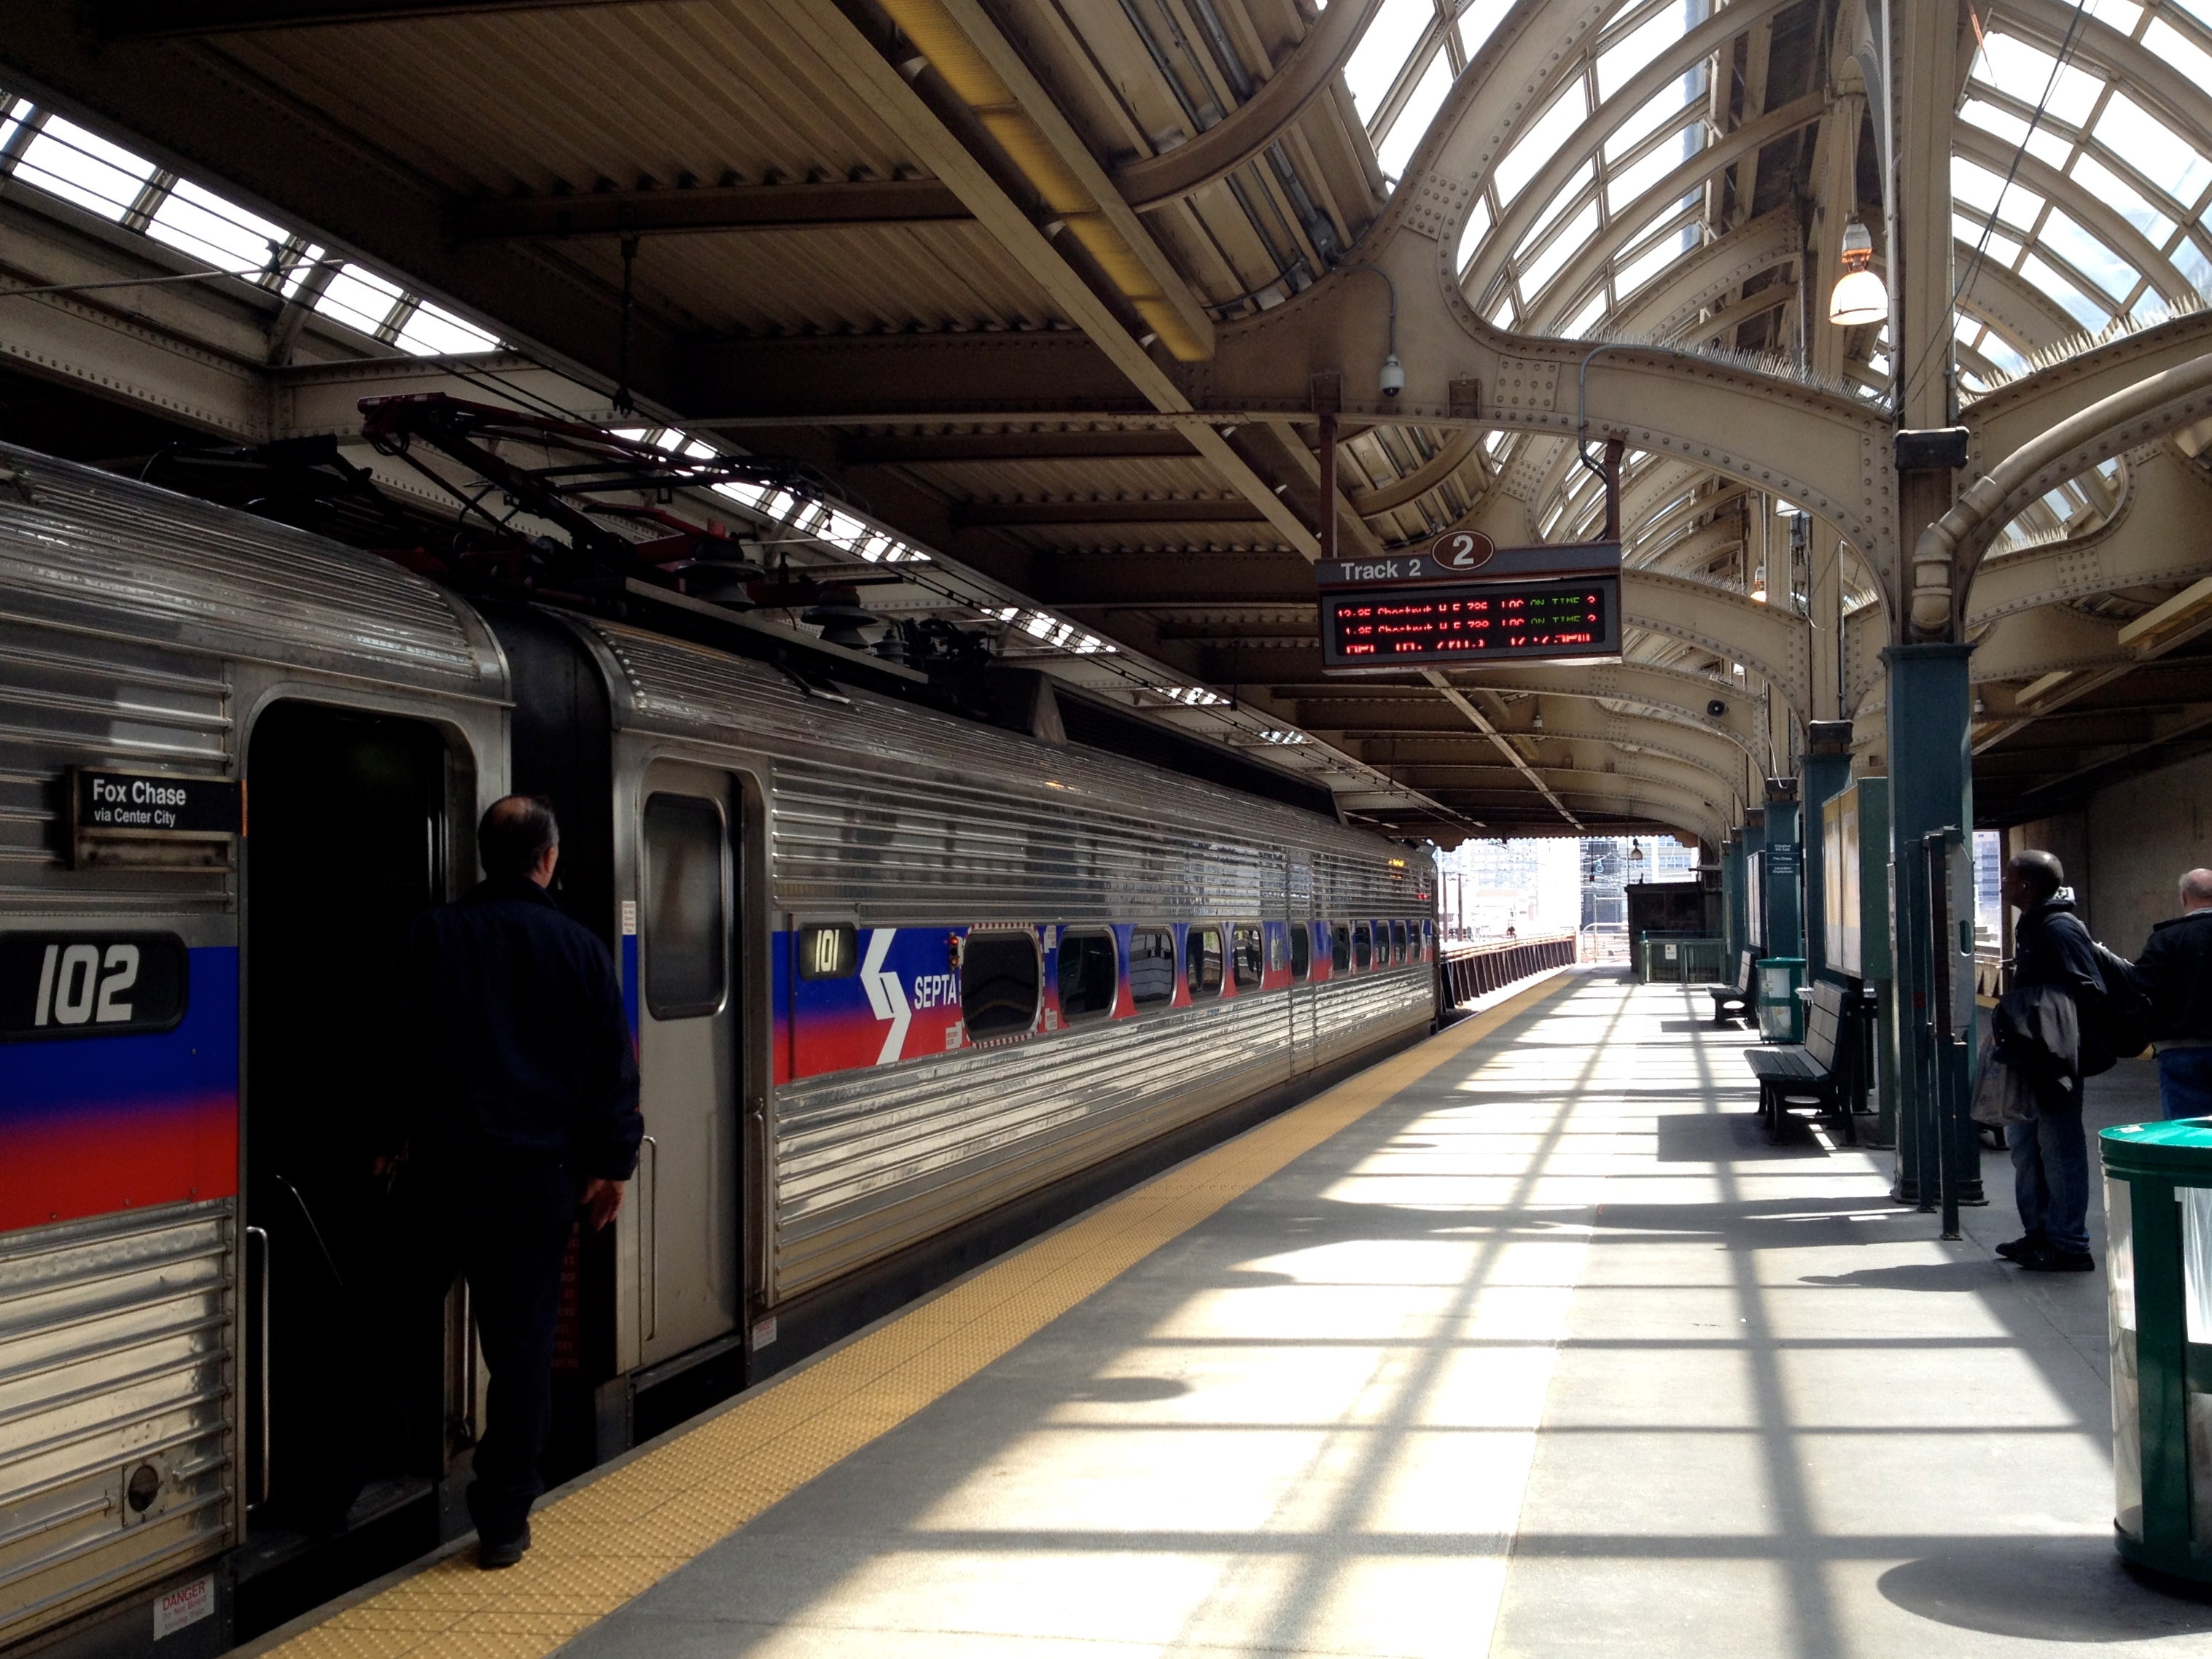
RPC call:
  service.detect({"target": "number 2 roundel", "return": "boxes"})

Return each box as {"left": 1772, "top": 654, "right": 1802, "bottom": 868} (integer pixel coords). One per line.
{"left": 1431, "top": 529, "right": 1495, "bottom": 570}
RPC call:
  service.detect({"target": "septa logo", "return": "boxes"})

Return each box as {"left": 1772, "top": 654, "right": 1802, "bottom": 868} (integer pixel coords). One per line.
{"left": 860, "top": 928, "right": 911, "bottom": 1065}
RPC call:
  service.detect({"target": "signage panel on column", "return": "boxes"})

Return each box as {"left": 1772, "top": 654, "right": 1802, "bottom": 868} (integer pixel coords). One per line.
{"left": 1317, "top": 537, "right": 1622, "bottom": 672}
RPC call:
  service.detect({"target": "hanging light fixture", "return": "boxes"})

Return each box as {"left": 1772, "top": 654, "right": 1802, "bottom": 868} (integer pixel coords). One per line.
{"left": 1829, "top": 219, "right": 1888, "bottom": 327}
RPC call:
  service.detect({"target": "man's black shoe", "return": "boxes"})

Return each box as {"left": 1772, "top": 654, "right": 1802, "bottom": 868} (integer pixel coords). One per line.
{"left": 2016, "top": 1243, "right": 2095, "bottom": 1273}
{"left": 478, "top": 1523, "right": 531, "bottom": 1570}
{"left": 1995, "top": 1235, "right": 2044, "bottom": 1262}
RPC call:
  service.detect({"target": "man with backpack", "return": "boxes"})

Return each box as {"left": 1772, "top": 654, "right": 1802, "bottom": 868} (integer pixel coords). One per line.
{"left": 1996, "top": 850, "right": 2106, "bottom": 1273}
{"left": 2128, "top": 868, "right": 2212, "bottom": 1119}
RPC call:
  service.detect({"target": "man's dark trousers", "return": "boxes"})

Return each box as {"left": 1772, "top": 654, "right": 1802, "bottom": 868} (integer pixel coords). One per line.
{"left": 423, "top": 1154, "right": 577, "bottom": 1545}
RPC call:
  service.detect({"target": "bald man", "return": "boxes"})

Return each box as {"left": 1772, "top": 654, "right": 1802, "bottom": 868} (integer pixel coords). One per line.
{"left": 2132, "top": 869, "right": 2212, "bottom": 1120}
{"left": 397, "top": 796, "right": 641, "bottom": 1567}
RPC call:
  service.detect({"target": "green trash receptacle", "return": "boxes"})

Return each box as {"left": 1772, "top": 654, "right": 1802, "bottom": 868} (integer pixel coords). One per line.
{"left": 1755, "top": 956, "right": 1804, "bottom": 1043}
{"left": 2100, "top": 1119, "right": 2212, "bottom": 1582}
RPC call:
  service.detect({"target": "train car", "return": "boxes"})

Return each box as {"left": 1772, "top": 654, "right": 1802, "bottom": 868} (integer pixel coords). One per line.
{"left": 0, "top": 444, "right": 1436, "bottom": 1655}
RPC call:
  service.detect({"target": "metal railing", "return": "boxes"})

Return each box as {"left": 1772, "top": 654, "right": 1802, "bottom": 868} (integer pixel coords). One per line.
{"left": 1438, "top": 933, "right": 1577, "bottom": 1006}
{"left": 1636, "top": 933, "right": 1729, "bottom": 984}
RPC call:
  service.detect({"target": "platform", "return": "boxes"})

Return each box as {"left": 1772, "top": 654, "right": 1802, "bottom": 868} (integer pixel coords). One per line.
{"left": 249, "top": 971, "right": 2212, "bottom": 1659}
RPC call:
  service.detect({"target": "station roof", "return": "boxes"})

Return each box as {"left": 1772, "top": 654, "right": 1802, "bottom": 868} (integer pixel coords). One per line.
{"left": 5, "top": 0, "right": 2212, "bottom": 842}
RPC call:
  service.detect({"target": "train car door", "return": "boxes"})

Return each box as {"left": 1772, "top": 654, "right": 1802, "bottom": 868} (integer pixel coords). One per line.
{"left": 243, "top": 700, "right": 456, "bottom": 1527}
{"left": 1288, "top": 852, "right": 1317, "bottom": 1068}
{"left": 633, "top": 764, "right": 741, "bottom": 1365}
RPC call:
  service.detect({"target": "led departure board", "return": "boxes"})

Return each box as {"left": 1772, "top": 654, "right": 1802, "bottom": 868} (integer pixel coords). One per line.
{"left": 1320, "top": 575, "right": 1621, "bottom": 669}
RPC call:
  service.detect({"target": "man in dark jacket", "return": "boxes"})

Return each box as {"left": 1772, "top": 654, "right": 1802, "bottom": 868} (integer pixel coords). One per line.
{"left": 397, "top": 796, "right": 642, "bottom": 1568}
{"left": 1998, "top": 850, "right": 2104, "bottom": 1273}
{"left": 2132, "top": 868, "right": 2212, "bottom": 1119}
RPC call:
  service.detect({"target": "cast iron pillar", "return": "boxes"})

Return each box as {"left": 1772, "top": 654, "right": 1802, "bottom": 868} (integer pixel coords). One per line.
{"left": 1763, "top": 778, "right": 1805, "bottom": 964}
{"left": 1885, "top": 643, "right": 1981, "bottom": 1208}
{"left": 1801, "top": 721, "right": 1853, "bottom": 982}
{"left": 1722, "top": 830, "right": 1745, "bottom": 963}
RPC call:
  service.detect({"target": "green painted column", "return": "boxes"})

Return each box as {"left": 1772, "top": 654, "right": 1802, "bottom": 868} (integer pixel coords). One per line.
{"left": 1884, "top": 642, "right": 1981, "bottom": 1209}
{"left": 1743, "top": 808, "right": 1767, "bottom": 959}
{"left": 1762, "top": 779, "right": 1804, "bottom": 965}
{"left": 1722, "top": 831, "right": 1745, "bottom": 963}
{"left": 1801, "top": 721, "right": 1853, "bottom": 984}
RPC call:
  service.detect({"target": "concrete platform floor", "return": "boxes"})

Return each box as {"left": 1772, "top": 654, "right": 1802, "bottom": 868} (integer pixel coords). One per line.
{"left": 271, "top": 969, "right": 2212, "bottom": 1658}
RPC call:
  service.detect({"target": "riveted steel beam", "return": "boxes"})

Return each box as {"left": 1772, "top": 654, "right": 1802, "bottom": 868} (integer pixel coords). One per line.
{"left": 1968, "top": 311, "right": 2212, "bottom": 463}
{"left": 952, "top": 497, "right": 1267, "bottom": 526}
{"left": 1112, "top": 0, "right": 1385, "bottom": 210}
{"left": 841, "top": 428, "right": 1201, "bottom": 464}
{"left": 752, "top": 0, "right": 1313, "bottom": 559}
{"left": 453, "top": 180, "right": 972, "bottom": 241}
{"left": 95, "top": 0, "right": 633, "bottom": 33}
{"left": 1966, "top": 446, "right": 2212, "bottom": 626}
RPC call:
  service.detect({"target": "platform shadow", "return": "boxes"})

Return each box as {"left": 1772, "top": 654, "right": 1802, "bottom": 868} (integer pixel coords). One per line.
{"left": 1062, "top": 1376, "right": 1191, "bottom": 1402}
{"left": 1659, "top": 1018, "right": 1743, "bottom": 1033}
{"left": 1799, "top": 1262, "right": 1993, "bottom": 1292}
{"left": 1878, "top": 1535, "right": 2212, "bottom": 1640}
{"left": 1655, "top": 1112, "right": 1828, "bottom": 1162}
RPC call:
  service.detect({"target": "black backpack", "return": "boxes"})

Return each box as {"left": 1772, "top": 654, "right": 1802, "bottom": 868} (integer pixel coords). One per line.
{"left": 2084, "top": 943, "right": 2152, "bottom": 1074}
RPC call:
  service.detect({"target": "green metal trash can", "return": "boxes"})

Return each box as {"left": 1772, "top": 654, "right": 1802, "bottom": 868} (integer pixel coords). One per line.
{"left": 2100, "top": 1119, "right": 2212, "bottom": 1582}
{"left": 1755, "top": 956, "right": 1804, "bottom": 1043}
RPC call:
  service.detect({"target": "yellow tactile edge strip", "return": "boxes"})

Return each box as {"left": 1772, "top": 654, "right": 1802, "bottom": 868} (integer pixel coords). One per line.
{"left": 259, "top": 972, "right": 1581, "bottom": 1659}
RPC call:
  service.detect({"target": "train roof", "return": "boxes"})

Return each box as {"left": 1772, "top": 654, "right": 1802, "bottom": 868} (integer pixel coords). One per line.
{"left": 0, "top": 443, "right": 1422, "bottom": 869}
{"left": 0, "top": 443, "right": 505, "bottom": 697}
{"left": 572, "top": 615, "right": 1423, "bottom": 870}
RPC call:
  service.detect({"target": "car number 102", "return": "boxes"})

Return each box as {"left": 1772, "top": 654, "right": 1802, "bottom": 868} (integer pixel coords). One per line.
{"left": 34, "top": 943, "right": 141, "bottom": 1026}
{"left": 1, "top": 933, "right": 187, "bottom": 1041}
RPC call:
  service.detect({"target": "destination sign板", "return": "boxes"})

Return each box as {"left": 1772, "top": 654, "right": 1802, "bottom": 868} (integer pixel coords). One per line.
{"left": 1316, "top": 535, "right": 1623, "bottom": 672}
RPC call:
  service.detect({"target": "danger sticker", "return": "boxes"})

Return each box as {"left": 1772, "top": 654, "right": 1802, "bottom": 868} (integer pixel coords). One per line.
{"left": 152, "top": 1574, "right": 214, "bottom": 1639}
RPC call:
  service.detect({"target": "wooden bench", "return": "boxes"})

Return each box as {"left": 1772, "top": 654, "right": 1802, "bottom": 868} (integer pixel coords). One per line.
{"left": 1709, "top": 950, "right": 1753, "bottom": 1024}
{"left": 1745, "top": 980, "right": 1855, "bottom": 1138}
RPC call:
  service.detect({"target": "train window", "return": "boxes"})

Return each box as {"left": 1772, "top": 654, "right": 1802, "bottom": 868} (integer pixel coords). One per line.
{"left": 1129, "top": 928, "right": 1177, "bottom": 1006}
{"left": 1290, "top": 923, "right": 1311, "bottom": 981}
{"left": 1186, "top": 925, "right": 1223, "bottom": 999}
{"left": 1, "top": 933, "right": 188, "bottom": 1039}
{"left": 1393, "top": 920, "right": 1408, "bottom": 963}
{"left": 798, "top": 922, "right": 857, "bottom": 980}
{"left": 1268, "top": 927, "right": 1288, "bottom": 974}
{"left": 1352, "top": 923, "right": 1372, "bottom": 970}
{"left": 1231, "top": 923, "right": 1263, "bottom": 990}
{"left": 642, "top": 793, "right": 727, "bottom": 1018}
{"left": 1420, "top": 920, "right": 1435, "bottom": 960}
{"left": 961, "top": 930, "right": 1040, "bottom": 1040}
{"left": 1059, "top": 929, "right": 1117, "bottom": 1022}
{"left": 1330, "top": 921, "right": 1350, "bottom": 972}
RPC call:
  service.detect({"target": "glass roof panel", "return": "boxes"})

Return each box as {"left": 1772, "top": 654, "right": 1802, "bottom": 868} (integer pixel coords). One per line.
{"left": 1344, "top": 0, "right": 1436, "bottom": 125}
{"left": 1594, "top": 4, "right": 1681, "bottom": 103}
{"left": 17, "top": 117, "right": 157, "bottom": 220}
{"left": 2143, "top": 17, "right": 2212, "bottom": 97}
{"left": 1522, "top": 199, "right": 1599, "bottom": 298}
{"left": 1979, "top": 33, "right": 2105, "bottom": 128}
{"left": 1493, "top": 83, "right": 1588, "bottom": 202}
{"left": 315, "top": 264, "right": 405, "bottom": 338}
{"left": 2069, "top": 152, "right": 2175, "bottom": 244}
{"left": 2041, "top": 208, "right": 2136, "bottom": 301}
{"left": 2098, "top": 95, "right": 2212, "bottom": 214}
{"left": 2020, "top": 252, "right": 2108, "bottom": 327}
{"left": 147, "top": 176, "right": 289, "bottom": 276}
{"left": 1378, "top": 48, "right": 1454, "bottom": 179}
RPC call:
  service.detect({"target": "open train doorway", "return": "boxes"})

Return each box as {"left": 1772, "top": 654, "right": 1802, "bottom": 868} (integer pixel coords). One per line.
{"left": 240, "top": 700, "right": 460, "bottom": 1617}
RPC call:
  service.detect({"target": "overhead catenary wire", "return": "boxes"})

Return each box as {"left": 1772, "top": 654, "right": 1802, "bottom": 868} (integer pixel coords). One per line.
{"left": 1895, "top": 0, "right": 2093, "bottom": 410}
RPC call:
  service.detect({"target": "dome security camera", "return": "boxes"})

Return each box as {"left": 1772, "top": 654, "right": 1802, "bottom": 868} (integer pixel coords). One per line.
{"left": 1379, "top": 354, "right": 1405, "bottom": 397}
{"left": 1707, "top": 698, "right": 1728, "bottom": 718}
